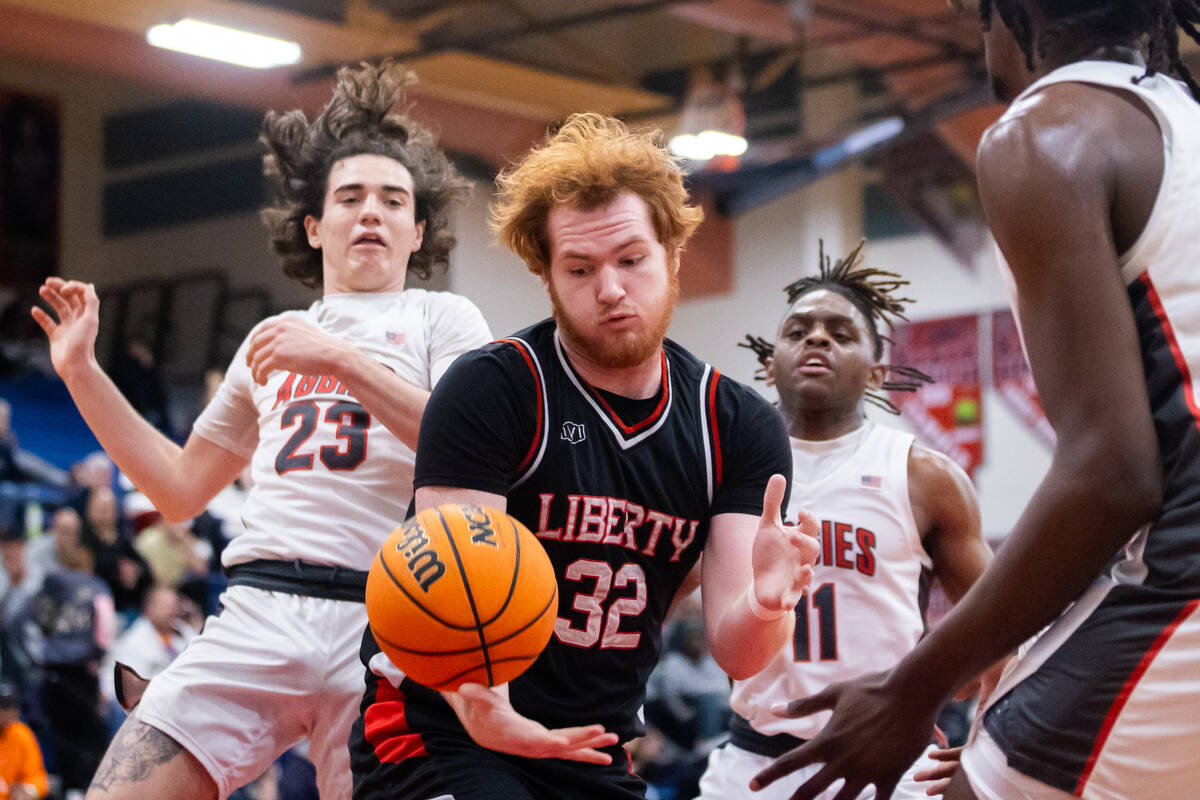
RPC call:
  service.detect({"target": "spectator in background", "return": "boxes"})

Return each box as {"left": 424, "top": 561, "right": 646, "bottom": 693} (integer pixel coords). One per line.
{"left": 0, "top": 682, "right": 47, "bottom": 800}
{"left": 31, "top": 545, "right": 113, "bottom": 800}
{"left": 0, "top": 525, "right": 42, "bottom": 704}
{"left": 23, "top": 508, "right": 79, "bottom": 583}
{"left": 100, "top": 586, "right": 196, "bottom": 733}
{"left": 643, "top": 597, "right": 732, "bottom": 800}
{"left": 82, "top": 489, "right": 151, "bottom": 624}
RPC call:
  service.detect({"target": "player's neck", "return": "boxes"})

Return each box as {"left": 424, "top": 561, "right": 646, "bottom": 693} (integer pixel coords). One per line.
{"left": 561, "top": 340, "right": 663, "bottom": 400}
{"left": 785, "top": 405, "right": 865, "bottom": 442}
{"left": 1037, "top": 42, "right": 1144, "bottom": 79}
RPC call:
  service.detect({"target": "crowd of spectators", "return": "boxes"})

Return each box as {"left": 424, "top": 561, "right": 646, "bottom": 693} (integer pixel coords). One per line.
{"left": 0, "top": 390, "right": 307, "bottom": 799}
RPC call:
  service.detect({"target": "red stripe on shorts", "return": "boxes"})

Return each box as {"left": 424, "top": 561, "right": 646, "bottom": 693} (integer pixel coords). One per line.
{"left": 1075, "top": 597, "right": 1200, "bottom": 794}
{"left": 364, "top": 681, "right": 428, "bottom": 763}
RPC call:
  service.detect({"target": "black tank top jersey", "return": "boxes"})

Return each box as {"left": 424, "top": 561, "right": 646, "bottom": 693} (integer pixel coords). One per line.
{"left": 400, "top": 318, "right": 790, "bottom": 741}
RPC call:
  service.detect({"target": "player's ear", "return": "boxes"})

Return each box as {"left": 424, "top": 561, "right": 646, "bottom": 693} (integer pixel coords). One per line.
{"left": 304, "top": 215, "right": 322, "bottom": 249}
{"left": 764, "top": 356, "right": 777, "bottom": 388}
{"left": 411, "top": 220, "right": 426, "bottom": 253}
{"left": 867, "top": 362, "right": 888, "bottom": 391}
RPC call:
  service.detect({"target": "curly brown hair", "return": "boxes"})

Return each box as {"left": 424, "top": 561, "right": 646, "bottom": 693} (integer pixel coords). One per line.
{"left": 490, "top": 112, "right": 704, "bottom": 277}
{"left": 259, "top": 60, "right": 468, "bottom": 288}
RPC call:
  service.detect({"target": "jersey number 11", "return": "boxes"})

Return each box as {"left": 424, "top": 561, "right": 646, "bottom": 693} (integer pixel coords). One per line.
{"left": 792, "top": 582, "right": 837, "bottom": 661}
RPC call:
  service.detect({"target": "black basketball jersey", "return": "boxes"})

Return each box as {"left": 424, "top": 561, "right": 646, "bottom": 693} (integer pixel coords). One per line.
{"left": 399, "top": 318, "right": 790, "bottom": 741}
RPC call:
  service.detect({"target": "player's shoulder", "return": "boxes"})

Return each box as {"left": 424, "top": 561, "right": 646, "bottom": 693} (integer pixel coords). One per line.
{"left": 403, "top": 286, "right": 482, "bottom": 314}
{"left": 444, "top": 320, "right": 554, "bottom": 378}
{"left": 981, "top": 83, "right": 1127, "bottom": 182}
{"left": 907, "top": 440, "right": 974, "bottom": 501}
{"left": 486, "top": 319, "right": 556, "bottom": 357}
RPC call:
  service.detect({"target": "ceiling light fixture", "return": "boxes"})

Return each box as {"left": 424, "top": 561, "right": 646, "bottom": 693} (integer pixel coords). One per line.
{"left": 668, "top": 68, "right": 748, "bottom": 168}
{"left": 146, "top": 18, "right": 302, "bottom": 69}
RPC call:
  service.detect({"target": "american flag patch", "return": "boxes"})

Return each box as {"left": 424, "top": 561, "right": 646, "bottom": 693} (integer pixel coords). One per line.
{"left": 386, "top": 331, "right": 405, "bottom": 345}
{"left": 861, "top": 475, "right": 883, "bottom": 488}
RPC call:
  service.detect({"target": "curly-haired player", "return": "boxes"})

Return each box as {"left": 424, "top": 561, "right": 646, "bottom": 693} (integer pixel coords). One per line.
{"left": 33, "top": 60, "right": 491, "bottom": 800}
{"left": 754, "top": 2, "right": 1200, "bottom": 799}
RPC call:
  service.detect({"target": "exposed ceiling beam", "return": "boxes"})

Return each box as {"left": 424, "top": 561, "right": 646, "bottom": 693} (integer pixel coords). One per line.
{"left": 296, "top": 0, "right": 698, "bottom": 83}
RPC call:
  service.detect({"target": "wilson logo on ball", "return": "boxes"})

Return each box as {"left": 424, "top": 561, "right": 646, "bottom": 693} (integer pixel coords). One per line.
{"left": 392, "top": 521, "right": 446, "bottom": 592}
{"left": 463, "top": 507, "right": 499, "bottom": 547}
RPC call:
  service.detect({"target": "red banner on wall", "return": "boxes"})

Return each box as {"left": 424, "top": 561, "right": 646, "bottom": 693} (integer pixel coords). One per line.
{"left": 889, "top": 315, "right": 983, "bottom": 477}
{"left": 991, "top": 310, "right": 1055, "bottom": 447}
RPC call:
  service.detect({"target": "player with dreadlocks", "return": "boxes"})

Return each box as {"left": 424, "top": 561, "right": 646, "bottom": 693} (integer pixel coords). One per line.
{"left": 754, "top": 2, "right": 1200, "bottom": 799}
{"left": 32, "top": 60, "right": 490, "bottom": 800}
{"left": 696, "top": 240, "right": 992, "bottom": 800}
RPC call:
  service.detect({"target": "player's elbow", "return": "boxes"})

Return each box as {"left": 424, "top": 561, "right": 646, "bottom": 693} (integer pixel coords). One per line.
{"left": 1069, "top": 434, "right": 1162, "bottom": 528}
{"left": 153, "top": 493, "right": 208, "bottom": 523}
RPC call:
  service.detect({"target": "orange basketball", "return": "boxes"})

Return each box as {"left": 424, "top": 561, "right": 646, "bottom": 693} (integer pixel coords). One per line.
{"left": 365, "top": 503, "right": 558, "bottom": 691}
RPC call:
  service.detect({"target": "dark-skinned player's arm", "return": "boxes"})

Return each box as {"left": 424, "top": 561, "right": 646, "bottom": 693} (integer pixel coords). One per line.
{"left": 32, "top": 279, "right": 249, "bottom": 522}
{"left": 752, "top": 87, "right": 1163, "bottom": 800}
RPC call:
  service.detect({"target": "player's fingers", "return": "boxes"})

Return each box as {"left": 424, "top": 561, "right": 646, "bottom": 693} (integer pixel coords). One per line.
{"left": 772, "top": 686, "right": 837, "bottom": 718}
{"left": 750, "top": 740, "right": 823, "bottom": 790}
{"left": 913, "top": 760, "right": 958, "bottom": 782}
{"left": 559, "top": 746, "right": 615, "bottom": 765}
{"left": 251, "top": 345, "right": 276, "bottom": 386}
{"left": 38, "top": 283, "right": 69, "bottom": 317}
{"left": 924, "top": 778, "right": 952, "bottom": 796}
{"left": 778, "top": 760, "right": 839, "bottom": 799}
{"left": 792, "top": 508, "right": 820, "bottom": 539}
{"left": 83, "top": 282, "right": 100, "bottom": 310}
{"left": 927, "top": 747, "right": 963, "bottom": 762}
{"left": 552, "top": 724, "right": 616, "bottom": 746}
{"left": 761, "top": 473, "right": 786, "bottom": 527}
{"left": 788, "top": 564, "right": 814, "bottom": 598}
{"left": 30, "top": 306, "right": 56, "bottom": 335}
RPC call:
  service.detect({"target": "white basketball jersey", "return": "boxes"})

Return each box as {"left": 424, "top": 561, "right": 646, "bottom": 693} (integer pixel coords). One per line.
{"left": 994, "top": 61, "right": 1200, "bottom": 593}
{"left": 193, "top": 288, "right": 491, "bottom": 570}
{"left": 730, "top": 421, "right": 930, "bottom": 738}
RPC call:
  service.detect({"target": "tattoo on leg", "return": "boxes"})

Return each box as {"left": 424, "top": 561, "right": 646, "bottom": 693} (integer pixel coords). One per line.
{"left": 90, "top": 721, "right": 184, "bottom": 792}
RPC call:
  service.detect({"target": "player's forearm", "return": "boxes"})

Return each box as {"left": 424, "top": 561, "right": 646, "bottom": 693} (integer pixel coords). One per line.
{"left": 333, "top": 348, "right": 429, "bottom": 450}
{"left": 708, "top": 588, "right": 793, "bottom": 680}
{"left": 891, "top": 451, "right": 1160, "bottom": 702}
{"left": 57, "top": 357, "right": 194, "bottom": 517}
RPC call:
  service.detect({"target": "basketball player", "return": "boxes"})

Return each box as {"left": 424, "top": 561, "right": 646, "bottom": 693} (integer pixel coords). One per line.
{"left": 752, "top": 2, "right": 1200, "bottom": 799}
{"left": 350, "top": 113, "right": 820, "bottom": 800}
{"left": 696, "top": 242, "right": 992, "bottom": 800}
{"left": 31, "top": 61, "right": 491, "bottom": 800}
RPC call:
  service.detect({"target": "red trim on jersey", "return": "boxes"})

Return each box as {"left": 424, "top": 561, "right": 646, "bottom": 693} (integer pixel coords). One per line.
{"left": 1140, "top": 274, "right": 1200, "bottom": 432}
{"left": 707, "top": 369, "right": 723, "bottom": 487}
{"left": 499, "top": 339, "right": 545, "bottom": 473}
{"left": 363, "top": 680, "right": 428, "bottom": 763}
{"left": 587, "top": 350, "right": 670, "bottom": 435}
{"left": 1075, "top": 596, "right": 1200, "bottom": 794}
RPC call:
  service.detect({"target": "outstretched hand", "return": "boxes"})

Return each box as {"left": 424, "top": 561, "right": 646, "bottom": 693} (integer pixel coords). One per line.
{"left": 750, "top": 670, "right": 941, "bottom": 799}
{"left": 31, "top": 277, "right": 100, "bottom": 377}
{"left": 750, "top": 474, "right": 820, "bottom": 614}
{"left": 448, "top": 683, "right": 619, "bottom": 764}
